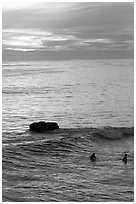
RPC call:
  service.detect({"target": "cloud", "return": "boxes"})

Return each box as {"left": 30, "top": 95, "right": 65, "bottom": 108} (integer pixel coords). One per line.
{"left": 2, "top": 2, "right": 134, "bottom": 59}
{"left": 6, "top": 48, "right": 35, "bottom": 52}
{"left": 2, "top": 28, "right": 78, "bottom": 51}
{"left": 3, "top": 28, "right": 117, "bottom": 52}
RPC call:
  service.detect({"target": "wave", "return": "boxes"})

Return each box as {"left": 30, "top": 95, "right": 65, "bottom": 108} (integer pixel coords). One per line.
{"left": 49, "top": 126, "right": 134, "bottom": 139}
{"left": 9, "top": 126, "right": 134, "bottom": 138}
{"left": 20, "top": 127, "right": 134, "bottom": 154}
{"left": 2, "top": 126, "right": 134, "bottom": 157}
{"left": 93, "top": 126, "right": 134, "bottom": 139}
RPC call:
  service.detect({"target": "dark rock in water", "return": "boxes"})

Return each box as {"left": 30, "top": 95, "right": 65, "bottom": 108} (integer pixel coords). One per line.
{"left": 29, "top": 121, "right": 59, "bottom": 133}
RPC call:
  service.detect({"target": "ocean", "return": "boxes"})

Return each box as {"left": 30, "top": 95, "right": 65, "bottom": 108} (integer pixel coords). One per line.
{"left": 2, "top": 59, "right": 134, "bottom": 202}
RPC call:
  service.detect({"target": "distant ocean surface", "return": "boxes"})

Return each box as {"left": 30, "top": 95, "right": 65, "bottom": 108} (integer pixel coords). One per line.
{"left": 2, "top": 59, "right": 134, "bottom": 202}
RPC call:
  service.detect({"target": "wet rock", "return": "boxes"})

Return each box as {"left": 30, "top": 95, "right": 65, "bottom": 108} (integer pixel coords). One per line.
{"left": 29, "top": 121, "right": 59, "bottom": 133}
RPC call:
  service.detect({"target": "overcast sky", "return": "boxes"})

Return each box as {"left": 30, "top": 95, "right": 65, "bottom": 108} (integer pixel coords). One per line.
{"left": 2, "top": 2, "right": 134, "bottom": 61}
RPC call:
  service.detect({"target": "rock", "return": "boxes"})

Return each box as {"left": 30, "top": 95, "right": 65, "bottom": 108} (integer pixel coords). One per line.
{"left": 29, "top": 121, "right": 59, "bottom": 133}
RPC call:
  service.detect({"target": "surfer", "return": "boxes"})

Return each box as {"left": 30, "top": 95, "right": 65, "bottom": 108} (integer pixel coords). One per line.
{"left": 90, "top": 153, "right": 96, "bottom": 161}
{"left": 122, "top": 153, "right": 127, "bottom": 164}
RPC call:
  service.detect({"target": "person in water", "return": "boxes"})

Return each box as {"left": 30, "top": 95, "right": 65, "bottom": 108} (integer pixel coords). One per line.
{"left": 122, "top": 153, "right": 127, "bottom": 164}
{"left": 90, "top": 153, "right": 96, "bottom": 161}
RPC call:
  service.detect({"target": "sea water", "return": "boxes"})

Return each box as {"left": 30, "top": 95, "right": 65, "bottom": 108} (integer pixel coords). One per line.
{"left": 2, "top": 59, "right": 134, "bottom": 201}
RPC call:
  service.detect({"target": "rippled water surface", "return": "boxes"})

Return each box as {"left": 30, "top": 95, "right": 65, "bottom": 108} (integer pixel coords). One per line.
{"left": 3, "top": 59, "right": 134, "bottom": 131}
{"left": 2, "top": 59, "right": 134, "bottom": 201}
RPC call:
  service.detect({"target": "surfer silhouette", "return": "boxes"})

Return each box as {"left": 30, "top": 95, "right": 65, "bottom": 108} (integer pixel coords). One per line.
{"left": 122, "top": 153, "right": 127, "bottom": 164}
{"left": 90, "top": 153, "right": 96, "bottom": 161}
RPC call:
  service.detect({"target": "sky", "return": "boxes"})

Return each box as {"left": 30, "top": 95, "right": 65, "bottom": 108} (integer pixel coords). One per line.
{"left": 2, "top": 1, "right": 134, "bottom": 61}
